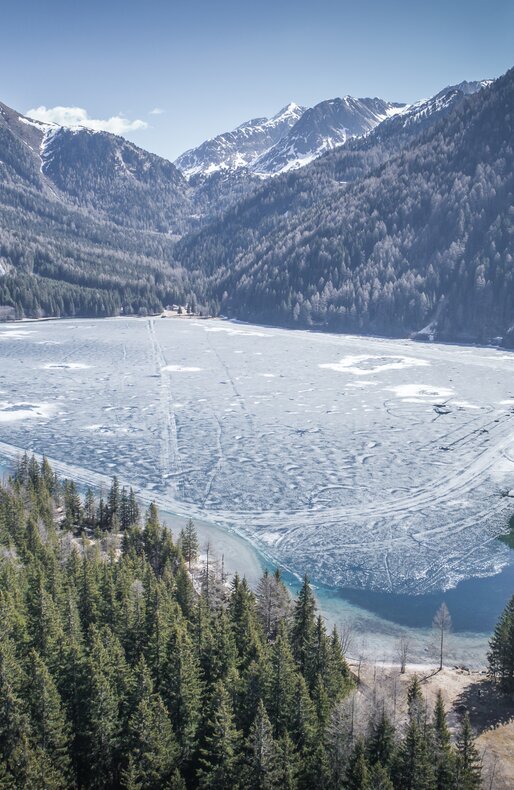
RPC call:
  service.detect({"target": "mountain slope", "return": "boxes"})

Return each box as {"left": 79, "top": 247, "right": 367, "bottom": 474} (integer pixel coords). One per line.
{"left": 177, "top": 71, "right": 513, "bottom": 342}
{"left": 0, "top": 103, "right": 192, "bottom": 318}
{"left": 0, "top": 102, "right": 193, "bottom": 234}
{"left": 173, "top": 80, "right": 492, "bottom": 279}
{"left": 251, "top": 96, "right": 405, "bottom": 175}
{"left": 174, "top": 102, "right": 305, "bottom": 178}
{"left": 41, "top": 126, "right": 192, "bottom": 233}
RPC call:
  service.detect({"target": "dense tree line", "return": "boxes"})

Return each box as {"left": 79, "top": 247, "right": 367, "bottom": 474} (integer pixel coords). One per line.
{"left": 176, "top": 68, "right": 513, "bottom": 344}
{"left": 0, "top": 455, "right": 483, "bottom": 788}
{"left": 1, "top": 72, "right": 512, "bottom": 338}
{"left": 0, "top": 109, "right": 199, "bottom": 319}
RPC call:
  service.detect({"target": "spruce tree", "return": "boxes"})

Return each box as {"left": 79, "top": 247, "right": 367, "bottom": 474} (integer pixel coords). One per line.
{"left": 290, "top": 576, "right": 317, "bottom": 682}
{"left": 488, "top": 593, "right": 514, "bottom": 690}
{"left": 432, "top": 690, "right": 455, "bottom": 790}
{"left": 406, "top": 675, "right": 424, "bottom": 728}
{"left": 180, "top": 518, "right": 199, "bottom": 570}
{"left": 161, "top": 623, "right": 202, "bottom": 763}
{"left": 84, "top": 487, "right": 96, "bottom": 528}
{"left": 197, "top": 680, "right": 241, "bottom": 789}
{"left": 367, "top": 709, "right": 395, "bottom": 770}
{"left": 368, "top": 761, "right": 394, "bottom": 790}
{"left": 393, "top": 719, "right": 436, "bottom": 790}
{"left": 0, "top": 636, "right": 33, "bottom": 784}
{"left": 124, "top": 686, "right": 179, "bottom": 789}
{"left": 85, "top": 654, "right": 122, "bottom": 788}
{"left": 266, "top": 624, "right": 297, "bottom": 737}
{"left": 456, "top": 714, "right": 482, "bottom": 789}
{"left": 346, "top": 738, "right": 371, "bottom": 790}
{"left": 25, "top": 650, "right": 72, "bottom": 787}
{"left": 244, "top": 701, "right": 280, "bottom": 789}
{"left": 274, "top": 733, "right": 300, "bottom": 790}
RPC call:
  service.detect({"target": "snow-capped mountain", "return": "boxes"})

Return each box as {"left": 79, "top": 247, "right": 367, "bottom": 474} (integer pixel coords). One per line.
{"left": 0, "top": 100, "right": 192, "bottom": 233}
{"left": 252, "top": 96, "right": 406, "bottom": 175}
{"left": 174, "top": 102, "right": 305, "bottom": 178}
{"left": 174, "top": 96, "right": 405, "bottom": 180}
{"left": 373, "top": 80, "right": 492, "bottom": 137}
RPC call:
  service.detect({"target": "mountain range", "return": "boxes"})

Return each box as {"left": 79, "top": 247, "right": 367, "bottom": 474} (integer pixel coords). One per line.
{"left": 175, "top": 95, "right": 407, "bottom": 178}
{"left": 0, "top": 71, "right": 512, "bottom": 344}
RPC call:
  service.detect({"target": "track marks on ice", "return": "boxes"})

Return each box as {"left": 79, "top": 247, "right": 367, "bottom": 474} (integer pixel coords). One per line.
{"left": 147, "top": 319, "right": 183, "bottom": 496}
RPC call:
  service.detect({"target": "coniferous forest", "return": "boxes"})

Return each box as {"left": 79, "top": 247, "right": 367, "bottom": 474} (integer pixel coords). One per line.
{"left": 1, "top": 455, "right": 509, "bottom": 788}
{"left": 0, "top": 67, "right": 513, "bottom": 343}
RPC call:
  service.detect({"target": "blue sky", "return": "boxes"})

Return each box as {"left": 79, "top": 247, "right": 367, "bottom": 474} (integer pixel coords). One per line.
{"left": 3, "top": 0, "right": 513, "bottom": 160}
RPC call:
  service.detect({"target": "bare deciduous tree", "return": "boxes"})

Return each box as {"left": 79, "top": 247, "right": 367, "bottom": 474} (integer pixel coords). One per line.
{"left": 339, "top": 620, "right": 354, "bottom": 657}
{"left": 433, "top": 602, "right": 452, "bottom": 670}
{"left": 397, "top": 635, "right": 410, "bottom": 674}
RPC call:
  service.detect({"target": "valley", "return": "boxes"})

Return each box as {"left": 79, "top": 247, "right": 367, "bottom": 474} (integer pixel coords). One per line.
{"left": 1, "top": 316, "right": 513, "bottom": 664}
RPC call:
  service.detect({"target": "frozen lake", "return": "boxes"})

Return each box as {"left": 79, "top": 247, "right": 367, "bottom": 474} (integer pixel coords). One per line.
{"left": 1, "top": 317, "right": 514, "bottom": 608}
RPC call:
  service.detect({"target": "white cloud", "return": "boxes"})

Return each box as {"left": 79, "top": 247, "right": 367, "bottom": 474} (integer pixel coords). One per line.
{"left": 149, "top": 107, "right": 164, "bottom": 115}
{"left": 25, "top": 105, "right": 148, "bottom": 135}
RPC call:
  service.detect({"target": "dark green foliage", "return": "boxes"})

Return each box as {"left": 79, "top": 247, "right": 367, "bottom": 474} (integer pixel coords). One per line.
{"left": 2, "top": 72, "right": 514, "bottom": 345}
{"left": 346, "top": 738, "right": 371, "bottom": 790}
{"left": 455, "top": 714, "right": 482, "bottom": 789}
{"left": 488, "top": 592, "right": 514, "bottom": 690}
{"left": 0, "top": 456, "right": 482, "bottom": 788}
{"left": 179, "top": 519, "right": 199, "bottom": 570}
{"left": 432, "top": 691, "right": 456, "bottom": 789}
{"left": 175, "top": 69, "right": 514, "bottom": 344}
{"left": 196, "top": 681, "right": 241, "bottom": 789}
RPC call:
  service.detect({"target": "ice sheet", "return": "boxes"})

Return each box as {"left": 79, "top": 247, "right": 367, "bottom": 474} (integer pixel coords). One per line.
{"left": 0, "top": 317, "right": 513, "bottom": 594}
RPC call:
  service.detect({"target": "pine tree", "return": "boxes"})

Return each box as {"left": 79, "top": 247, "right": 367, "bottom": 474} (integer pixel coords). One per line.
{"left": 488, "top": 593, "right": 514, "bottom": 691}
{"left": 346, "top": 738, "right": 371, "bottom": 790}
{"left": 197, "top": 680, "right": 241, "bottom": 789}
{"left": 180, "top": 518, "right": 199, "bottom": 570}
{"left": 244, "top": 701, "right": 280, "bottom": 789}
{"left": 290, "top": 577, "right": 317, "bottom": 682}
{"left": 456, "top": 714, "right": 481, "bottom": 789}
{"left": 124, "top": 686, "right": 179, "bottom": 789}
{"left": 25, "top": 650, "right": 72, "bottom": 786}
{"left": 432, "top": 690, "right": 455, "bottom": 790}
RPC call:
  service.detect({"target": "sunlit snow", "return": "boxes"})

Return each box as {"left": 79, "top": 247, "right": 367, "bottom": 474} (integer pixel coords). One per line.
{"left": 0, "top": 317, "right": 513, "bottom": 596}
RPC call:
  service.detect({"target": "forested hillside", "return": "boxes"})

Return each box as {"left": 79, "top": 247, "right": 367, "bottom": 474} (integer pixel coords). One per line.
{"left": 0, "top": 70, "right": 513, "bottom": 343}
{"left": 0, "top": 456, "right": 487, "bottom": 788}
{"left": 0, "top": 104, "right": 195, "bottom": 317}
{"left": 176, "top": 69, "right": 513, "bottom": 342}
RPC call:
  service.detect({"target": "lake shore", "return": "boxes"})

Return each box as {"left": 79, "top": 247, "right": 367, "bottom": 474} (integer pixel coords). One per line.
{"left": 353, "top": 661, "right": 514, "bottom": 789}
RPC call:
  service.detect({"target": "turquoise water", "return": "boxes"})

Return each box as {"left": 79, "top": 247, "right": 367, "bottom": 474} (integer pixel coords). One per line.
{"left": 1, "top": 454, "right": 511, "bottom": 665}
